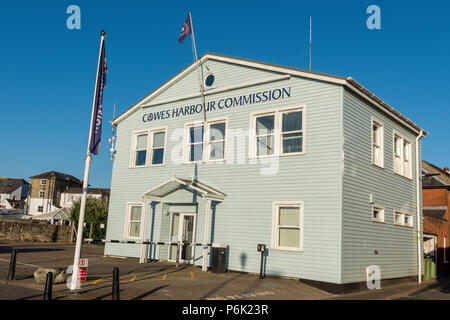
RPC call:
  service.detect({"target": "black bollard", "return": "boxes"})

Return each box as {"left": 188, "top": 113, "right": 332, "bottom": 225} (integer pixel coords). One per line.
{"left": 8, "top": 250, "right": 17, "bottom": 281}
{"left": 112, "top": 267, "right": 120, "bottom": 300}
{"left": 259, "top": 250, "right": 264, "bottom": 279}
{"left": 43, "top": 272, "right": 53, "bottom": 300}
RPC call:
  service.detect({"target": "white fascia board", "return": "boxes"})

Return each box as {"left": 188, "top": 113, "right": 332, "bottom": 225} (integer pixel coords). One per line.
{"left": 345, "top": 78, "right": 427, "bottom": 136}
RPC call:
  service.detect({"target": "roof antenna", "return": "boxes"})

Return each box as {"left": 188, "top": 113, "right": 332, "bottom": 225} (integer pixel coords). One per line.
{"left": 309, "top": 16, "right": 312, "bottom": 71}
{"left": 109, "top": 103, "right": 117, "bottom": 162}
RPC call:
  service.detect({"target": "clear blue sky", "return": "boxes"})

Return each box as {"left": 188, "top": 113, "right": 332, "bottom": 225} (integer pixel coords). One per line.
{"left": 1, "top": 1, "right": 449, "bottom": 187}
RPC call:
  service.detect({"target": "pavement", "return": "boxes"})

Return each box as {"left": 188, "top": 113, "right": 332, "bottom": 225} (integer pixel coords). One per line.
{"left": 0, "top": 240, "right": 449, "bottom": 300}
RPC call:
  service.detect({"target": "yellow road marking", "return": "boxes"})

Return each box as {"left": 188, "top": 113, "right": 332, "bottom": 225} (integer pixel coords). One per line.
{"left": 162, "top": 274, "right": 167, "bottom": 280}
{"left": 190, "top": 272, "right": 194, "bottom": 279}
{"left": 92, "top": 278, "right": 103, "bottom": 284}
{"left": 130, "top": 276, "right": 136, "bottom": 282}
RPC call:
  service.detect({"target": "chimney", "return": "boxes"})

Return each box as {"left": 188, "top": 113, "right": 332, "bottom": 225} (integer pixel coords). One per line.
{"left": 444, "top": 167, "right": 450, "bottom": 174}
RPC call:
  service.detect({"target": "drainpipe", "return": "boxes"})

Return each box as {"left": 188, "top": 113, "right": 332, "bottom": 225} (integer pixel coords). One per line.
{"left": 415, "top": 130, "right": 424, "bottom": 283}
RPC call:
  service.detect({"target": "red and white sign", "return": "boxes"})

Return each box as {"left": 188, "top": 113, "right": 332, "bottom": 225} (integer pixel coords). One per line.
{"left": 78, "top": 258, "right": 88, "bottom": 282}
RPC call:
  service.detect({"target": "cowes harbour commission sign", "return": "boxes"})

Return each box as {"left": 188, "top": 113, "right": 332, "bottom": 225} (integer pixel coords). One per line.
{"left": 142, "top": 86, "right": 292, "bottom": 123}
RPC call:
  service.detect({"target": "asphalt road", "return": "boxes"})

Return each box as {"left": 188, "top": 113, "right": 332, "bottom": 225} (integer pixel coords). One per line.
{"left": 0, "top": 282, "right": 43, "bottom": 300}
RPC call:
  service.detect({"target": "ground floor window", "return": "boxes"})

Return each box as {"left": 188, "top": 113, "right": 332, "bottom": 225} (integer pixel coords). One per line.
{"left": 38, "top": 206, "right": 43, "bottom": 213}
{"left": 272, "top": 201, "right": 303, "bottom": 251}
{"left": 125, "top": 203, "right": 143, "bottom": 239}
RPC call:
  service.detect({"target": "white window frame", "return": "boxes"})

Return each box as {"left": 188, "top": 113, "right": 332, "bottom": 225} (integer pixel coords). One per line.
{"left": 206, "top": 120, "right": 227, "bottom": 162}
{"left": 371, "top": 204, "right": 385, "bottom": 223}
{"left": 393, "top": 132, "right": 412, "bottom": 179}
{"left": 39, "top": 190, "right": 45, "bottom": 198}
{"left": 40, "top": 179, "right": 47, "bottom": 186}
{"left": 124, "top": 202, "right": 144, "bottom": 240}
{"left": 371, "top": 119, "right": 384, "bottom": 168}
{"left": 271, "top": 201, "right": 304, "bottom": 252}
{"left": 184, "top": 118, "right": 227, "bottom": 164}
{"left": 394, "top": 210, "right": 414, "bottom": 227}
{"left": 250, "top": 106, "right": 306, "bottom": 159}
{"left": 149, "top": 127, "right": 167, "bottom": 166}
{"left": 130, "top": 130, "right": 150, "bottom": 168}
{"left": 444, "top": 236, "right": 448, "bottom": 264}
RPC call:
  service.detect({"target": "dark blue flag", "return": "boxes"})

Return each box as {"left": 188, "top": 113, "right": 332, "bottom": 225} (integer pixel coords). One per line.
{"left": 89, "top": 35, "right": 107, "bottom": 155}
{"left": 179, "top": 13, "right": 192, "bottom": 44}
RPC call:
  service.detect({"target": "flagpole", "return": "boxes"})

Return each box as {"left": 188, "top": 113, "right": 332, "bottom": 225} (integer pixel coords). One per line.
{"left": 189, "top": 12, "right": 207, "bottom": 123}
{"left": 70, "top": 30, "right": 106, "bottom": 291}
{"left": 309, "top": 16, "right": 312, "bottom": 71}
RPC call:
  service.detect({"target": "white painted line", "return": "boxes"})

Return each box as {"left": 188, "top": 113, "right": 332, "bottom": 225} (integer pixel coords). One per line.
{"left": 0, "top": 258, "right": 41, "bottom": 268}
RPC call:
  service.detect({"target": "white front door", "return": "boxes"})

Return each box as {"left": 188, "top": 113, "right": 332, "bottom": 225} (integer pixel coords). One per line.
{"left": 169, "top": 213, "right": 196, "bottom": 263}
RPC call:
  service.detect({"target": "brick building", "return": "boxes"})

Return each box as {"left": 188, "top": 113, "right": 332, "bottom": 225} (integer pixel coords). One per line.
{"left": 422, "top": 160, "right": 450, "bottom": 277}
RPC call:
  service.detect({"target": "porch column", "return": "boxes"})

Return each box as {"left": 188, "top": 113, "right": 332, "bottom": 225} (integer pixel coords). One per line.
{"left": 139, "top": 198, "right": 151, "bottom": 264}
{"left": 202, "top": 199, "right": 212, "bottom": 272}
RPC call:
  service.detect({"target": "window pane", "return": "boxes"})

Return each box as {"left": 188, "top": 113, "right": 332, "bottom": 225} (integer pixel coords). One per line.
{"left": 256, "top": 115, "right": 274, "bottom": 135}
{"left": 279, "top": 228, "right": 300, "bottom": 248}
{"left": 403, "top": 142, "right": 410, "bottom": 161}
{"left": 153, "top": 132, "right": 165, "bottom": 148}
{"left": 129, "top": 222, "right": 141, "bottom": 237}
{"left": 210, "top": 141, "right": 225, "bottom": 160}
{"left": 190, "top": 144, "right": 203, "bottom": 162}
{"left": 152, "top": 148, "right": 164, "bottom": 165}
{"left": 373, "top": 146, "right": 380, "bottom": 164}
{"left": 394, "top": 136, "right": 401, "bottom": 155}
{"left": 130, "top": 206, "right": 142, "bottom": 221}
{"left": 210, "top": 123, "right": 225, "bottom": 141}
{"left": 373, "top": 209, "right": 382, "bottom": 220}
{"left": 282, "top": 111, "right": 302, "bottom": 132}
{"left": 257, "top": 136, "right": 273, "bottom": 156}
{"left": 404, "top": 215, "right": 411, "bottom": 225}
{"left": 282, "top": 132, "right": 303, "bottom": 153}
{"left": 135, "top": 150, "right": 147, "bottom": 166}
{"left": 395, "top": 213, "right": 402, "bottom": 224}
{"left": 190, "top": 126, "right": 204, "bottom": 143}
{"left": 279, "top": 207, "right": 300, "bottom": 226}
{"left": 136, "top": 134, "right": 148, "bottom": 150}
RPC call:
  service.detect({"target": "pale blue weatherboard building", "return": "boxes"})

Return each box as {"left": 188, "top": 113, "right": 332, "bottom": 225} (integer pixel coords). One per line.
{"left": 105, "top": 53, "right": 427, "bottom": 291}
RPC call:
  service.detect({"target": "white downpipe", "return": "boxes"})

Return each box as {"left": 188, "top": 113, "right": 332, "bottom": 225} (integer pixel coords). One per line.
{"left": 415, "top": 130, "right": 424, "bottom": 283}
{"left": 202, "top": 199, "right": 211, "bottom": 272}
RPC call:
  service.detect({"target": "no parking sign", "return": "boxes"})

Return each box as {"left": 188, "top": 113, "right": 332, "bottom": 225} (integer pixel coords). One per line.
{"left": 78, "top": 258, "right": 88, "bottom": 282}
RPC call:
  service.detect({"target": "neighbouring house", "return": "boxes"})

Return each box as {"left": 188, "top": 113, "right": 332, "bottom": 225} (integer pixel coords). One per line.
{"left": 60, "top": 187, "right": 110, "bottom": 209}
{"left": 422, "top": 160, "right": 450, "bottom": 278}
{"left": 0, "top": 178, "right": 29, "bottom": 201}
{"left": 32, "top": 207, "right": 71, "bottom": 225}
{"left": 27, "top": 171, "right": 83, "bottom": 216}
{"left": 104, "top": 52, "right": 428, "bottom": 293}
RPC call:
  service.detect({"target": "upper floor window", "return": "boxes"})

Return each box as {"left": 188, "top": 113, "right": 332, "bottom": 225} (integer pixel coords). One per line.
{"left": 394, "top": 211, "right": 413, "bottom": 227}
{"left": 133, "top": 132, "right": 148, "bottom": 167}
{"left": 251, "top": 107, "right": 304, "bottom": 158}
{"left": 372, "top": 204, "right": 385, "bottom": 223}
{"left": 151, "top": 130, "right": 166, "bottom": 165}
{"left": 372, "top": 120, "right": 384, "bottom": 167}
{"left": 393, "top": 133, "right": 412, "bottom": 178}
{"left": 40, "top": 179, "right": 47, "bottom": 186}
{"left": 39, "top": 190, "right": 45, "bottom": 198}
{"left": 185, "top": 120, "right": 226, "bottom": 163}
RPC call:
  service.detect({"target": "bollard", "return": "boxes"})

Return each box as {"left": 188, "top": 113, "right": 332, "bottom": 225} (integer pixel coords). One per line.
{"left": 43, "top": 272, "right": 53, "bottom": 300}
{"left": 112, "top": 267, "right": 120, "bottom": 300}
{"left": 8, "top": 250, "right": 17, "bottom": 281}
{"left": 259, "top": 250, "right": 264, "bottom": 279}
{"left": 175, "top": 242, "right": 180, "bottom": 268}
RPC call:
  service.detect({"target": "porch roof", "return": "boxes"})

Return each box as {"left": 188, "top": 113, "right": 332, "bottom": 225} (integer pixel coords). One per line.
{"left": 142, "top": 176, "right": 226, "bottom": 202}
